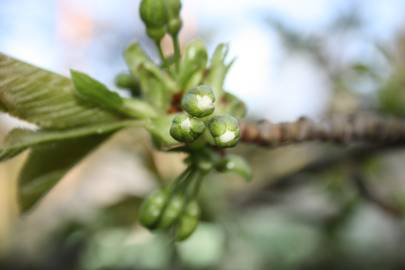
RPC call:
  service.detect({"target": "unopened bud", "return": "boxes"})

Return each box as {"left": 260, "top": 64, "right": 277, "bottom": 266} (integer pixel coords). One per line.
{"left": 208, "top": 115, "right": 240, "bottom": 147}
{"left": 181, "top": 85, "right": 215, "bottom": 117}
{"left": 170, "top": 113, "right": 206, "bottom": 143}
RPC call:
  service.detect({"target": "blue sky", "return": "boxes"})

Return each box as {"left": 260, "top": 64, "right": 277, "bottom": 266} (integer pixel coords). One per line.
{"left": 1, "top": 0, "right": 405, "bottom": 121}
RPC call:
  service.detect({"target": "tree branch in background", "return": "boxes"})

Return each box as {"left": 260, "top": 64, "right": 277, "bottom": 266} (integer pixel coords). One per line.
{"left": 349, "top": 167, "right": 402, "bottom": 218}
{"left": 240, "top": 113, "right": 405, "bottom": 147}
{"left": 236, "top": 143, "right": 405, "bottom": 208}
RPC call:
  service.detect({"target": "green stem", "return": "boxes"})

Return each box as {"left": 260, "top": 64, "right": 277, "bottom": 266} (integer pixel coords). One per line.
{"left": 173, "top": 166, "right": 194, "bottom": 191}
{"left": 155, "top": 40, "right": 168, "bottom": 67}
{"left": 178, "top": 168, "right": 198, "bottom": 192}
{"left": 172, "top": 34, "right": 181, "bottom": 71}
{"left": 191, "top": 171, "right": 205, "bottom": 198}
{"left": 121, "top": 98, "right": 158, "bottom": 119}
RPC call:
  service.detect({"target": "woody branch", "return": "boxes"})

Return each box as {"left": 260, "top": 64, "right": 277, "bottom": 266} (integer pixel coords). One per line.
{"left": 240, "top": 113, "right": 405, "bottom": 147}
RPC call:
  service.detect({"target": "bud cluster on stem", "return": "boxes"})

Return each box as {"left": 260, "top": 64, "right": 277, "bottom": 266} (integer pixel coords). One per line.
{"left": 139, "top": 166, "right": 202, "bottom": 241}
{"left": 170, "top": 85, "right": 241, "bottom": 148}
{"left": 130, "top": 0, "right": 249, "bottom": 242}
{"left": 139, "top": 0, "right": 183, "bottom": 66}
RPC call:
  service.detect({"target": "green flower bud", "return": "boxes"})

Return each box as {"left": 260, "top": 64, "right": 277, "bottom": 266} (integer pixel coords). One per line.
{"left": 139, "top": 189, "right": 168, "bottom": 229}
{"left": 146, "top": 27, "right": 166, "bottom": 41}
{"left": 115, "top": 72, "right": 135, "bottom": 89}
{"left": 168, "top": 18, "right": 182, "bottom": 36}
{"left": 140, "top": 0, "right": 167, "bottom": 28}
{"left": 140, "top": 0, "right": 167, "bottom": 41}
{"left": 170, "top": 113, "right": 206, "bottom": 143}
{"left": 115, "top": 72, "right": 141, "bottom": 96}
{"left": 166, "top": 0, "right": 182, "bottom": 35}
{"left": 181, "top": 85, "right": 216, "bottom": 117}
{"left": 208, "top": 115, "right": 240, "bottom": 147}
{"left": 175, "top": 200, "right": 200, "bottom": 241}
{"left": 167, "top": 0, "right": 181, "bottom": 18}
{"left": 158, "top": 194, "right": 185, "bottom": 229}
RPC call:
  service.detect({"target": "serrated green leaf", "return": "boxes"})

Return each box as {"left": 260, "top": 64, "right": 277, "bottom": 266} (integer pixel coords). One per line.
{"left": 215, "top": 154, "right": 252, "bottom": 182}
{"left": 0, "top": 53, "right": 120, "bottom": 129}
{"left": 71, "top": 69, "right": 124, "bottom": 112}
{"left": 71, "top": 69, "right": 157, "bottom": 119}
{"left": 0, "top": 120, "right": 140, "bottom": 161}
{"left": 19, "top": 135, "right": 110, "bottom": 212}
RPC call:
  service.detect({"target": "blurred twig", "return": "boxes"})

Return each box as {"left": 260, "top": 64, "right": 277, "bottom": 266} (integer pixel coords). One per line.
{"left": 348, "top": 165, "right": 402, "bottom": 218}
{"left": 235, "top": 143, "right": 404, "bottom": 207}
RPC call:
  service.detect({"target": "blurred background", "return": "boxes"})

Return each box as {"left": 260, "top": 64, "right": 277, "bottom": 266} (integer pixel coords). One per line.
{"left": 2, "top": 0, "right": 405, "bottom": 269}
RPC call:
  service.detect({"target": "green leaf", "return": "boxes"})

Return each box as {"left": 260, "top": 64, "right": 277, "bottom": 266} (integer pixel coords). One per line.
{"left": 138, "top": 65, "right": 173, "bottom": 111}
{"left": 0, "top": 53, "right": 120, "bottom": 129}
{"left": 177, "top": 40, "right": 208, "bottom": 90}
{"left": 215, "top": 154, "right": 252, "bottom": 182}
{"left": 124, "top": 43, "right": 152, "bottom": 72}
{"left": 71, "top": 69, "right": 157, "bottom": 119}
{"left": 146, "top": 115, "right": 180, "bottom": 150}
{"left": 71, "top": 69, "right": 124, "bottom": 112}
{"left": 0, "top": 120, "right": 140, "bottom": 161}
{"left": 124, "top": 43, "right": 177, "bottom": 111}
{"left": 18, "top": 135, "right": 110, "bottom": 212}
{"left": 205, "top": 43, "right": 234, "bottom": 98}
{"left": 217, "top": 91, "right": 247, "bottom": 119}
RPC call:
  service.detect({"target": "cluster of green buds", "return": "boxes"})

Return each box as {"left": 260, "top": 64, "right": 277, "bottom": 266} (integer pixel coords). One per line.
{"left": 140, "top": 84, "right": 243, "bottom": 241}
{"left": 67, "top": 0, "right": 251, "bottom": 241}
{"left": 104, "top": 0, "right": 251, "bottom": 241}
{"left": 140, "top": 0, "right": 182, "bottom": 55}
{"left": 139, "top": 168, "right": 203, "bottom": 241}
{"left": 170, "top": 85, "right": 241, "bottom": 148}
